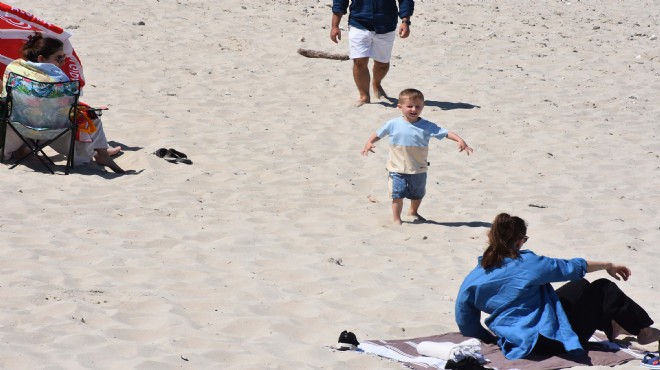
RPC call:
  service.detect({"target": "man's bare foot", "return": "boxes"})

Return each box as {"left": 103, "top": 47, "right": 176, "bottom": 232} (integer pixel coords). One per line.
{"left": 355, "top": 95, "right": 370, "bottom": 107}
{"left": 393, "top": 218, "right": 403, "bottom": 225}
{"left": 374, "top": 85, "right": 387, "bottom": 99}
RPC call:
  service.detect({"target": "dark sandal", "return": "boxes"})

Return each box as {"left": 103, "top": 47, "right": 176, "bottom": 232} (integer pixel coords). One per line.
{"left": 168, "top": 148, "right": 188, "bottom": 159}
{"left": 642, "top": 353, "right": 660, "bottom": 369}
{"left": 154, "top": 148, "right": 192, "bottom": 164}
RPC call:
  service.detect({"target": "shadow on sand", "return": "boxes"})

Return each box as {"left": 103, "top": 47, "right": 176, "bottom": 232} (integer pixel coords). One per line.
{"left": 377, "top": 96, "right": 480, "bottom": 111}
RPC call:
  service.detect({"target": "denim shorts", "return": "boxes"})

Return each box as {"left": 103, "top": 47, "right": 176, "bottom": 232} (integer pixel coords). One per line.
{"left": 388, "top": 172, "right": 427, "bottom": 200}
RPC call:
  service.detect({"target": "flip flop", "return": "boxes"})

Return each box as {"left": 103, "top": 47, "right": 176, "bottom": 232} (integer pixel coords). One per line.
{"left": 165, "top": 157, "right": 193, "bottom": 165}
{"left": 153, "top": 148, "right": 193, "bottom": 164}
{"left": 168, "top": 148, "right": 188, "bottom": 159}
{"left": 154, "top": 148, "right": 169, "bottom": 158}
{"left": 642, "top": 353, "right": 660, "bottom": 369}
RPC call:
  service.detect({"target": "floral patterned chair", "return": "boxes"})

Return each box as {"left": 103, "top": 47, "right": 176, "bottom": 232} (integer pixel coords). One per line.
{"left": 0, "top": 72, "right": 80, "bottom": 174}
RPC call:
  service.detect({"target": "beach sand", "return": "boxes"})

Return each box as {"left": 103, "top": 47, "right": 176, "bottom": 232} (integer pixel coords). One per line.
{"left": 1, "top": 0, "right": 658, "bottom": 369}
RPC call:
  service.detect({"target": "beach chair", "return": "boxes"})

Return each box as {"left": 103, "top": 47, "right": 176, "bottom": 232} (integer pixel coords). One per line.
{"left": 0, "top": 72, "right": 80, "bottom": 174}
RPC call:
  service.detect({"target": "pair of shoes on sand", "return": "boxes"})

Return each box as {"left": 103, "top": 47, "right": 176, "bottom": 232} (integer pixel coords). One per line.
{"left": 154, "top": 148, "right": 192, "bottom": 164}
{"left": 336, "top": 330, "right": 360, "bottom": 351}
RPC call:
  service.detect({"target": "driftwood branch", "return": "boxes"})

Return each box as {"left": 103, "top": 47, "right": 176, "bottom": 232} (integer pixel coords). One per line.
{"left": 297, "top": 48, "right": 349, "bottom": 61}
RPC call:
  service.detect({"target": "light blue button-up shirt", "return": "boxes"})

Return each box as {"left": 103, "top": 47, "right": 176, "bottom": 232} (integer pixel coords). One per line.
{"left": 455, "top": 250, "right": 588, "bottom": 359}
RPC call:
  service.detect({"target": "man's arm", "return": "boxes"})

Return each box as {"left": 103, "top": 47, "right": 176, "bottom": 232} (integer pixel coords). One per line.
{"left": 330, "top": 0, "right": 349, "bottom": 43}
{"left": 398, "top": 0, "right": 414, "bottom": 38}
{"left": 398, "top": 0, "right": 414, "bottom": 19}
{"left": 330, "top": 12, "right": 343, "bottom": 43}
{"left": 398, "top": 18, "right": 410, "bottom": 38}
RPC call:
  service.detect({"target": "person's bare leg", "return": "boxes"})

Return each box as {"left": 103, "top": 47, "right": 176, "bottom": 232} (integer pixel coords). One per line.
{"left": 352, "top": 57, "right": 371, "bottom": 106}
{"left": 409, "top": 198, "right": 426, "bottom": 222}
{"left": 610, "top": 320, "right": 631, "bottom": 339}
{"left": 94, "top": 148, "right": 124, "bottom": 173}
{"left": 392, "top": 198, "right": 403, "bottom": 225}
{"left": 372, "top": 60, "right": 390, "bottom": 99}
{"left": 12, "top": 144, "right": 32, "bottom": 161}
{"left": 636, "top": 326, "right": 660, "bottom": 345}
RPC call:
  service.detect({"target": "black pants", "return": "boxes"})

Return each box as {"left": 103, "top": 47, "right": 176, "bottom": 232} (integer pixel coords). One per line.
{"left": 533, "top": 278, "right": 653, "bottom": 355}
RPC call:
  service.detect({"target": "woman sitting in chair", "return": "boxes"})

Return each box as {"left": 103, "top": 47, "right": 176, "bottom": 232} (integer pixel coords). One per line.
{"left": 2, "top": 32, "right": 123, "bottom": 173}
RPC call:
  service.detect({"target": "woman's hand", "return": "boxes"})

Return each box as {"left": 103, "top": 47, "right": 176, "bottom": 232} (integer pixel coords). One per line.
{"left": 606, "top": 264, "right": 631, "bottom": 281}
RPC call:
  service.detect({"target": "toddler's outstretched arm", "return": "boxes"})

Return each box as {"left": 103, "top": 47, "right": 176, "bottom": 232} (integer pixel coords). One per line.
{"left": 447, "top": 132, "right": 473, "bottom": 155}
{"left": 361, "top": 134, "right": 381, "bottom": 156}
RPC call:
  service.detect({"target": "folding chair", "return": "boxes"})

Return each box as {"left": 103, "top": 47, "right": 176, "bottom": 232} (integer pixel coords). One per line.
{"left": 0, "top": 72, "right": 80, "bottom": 174}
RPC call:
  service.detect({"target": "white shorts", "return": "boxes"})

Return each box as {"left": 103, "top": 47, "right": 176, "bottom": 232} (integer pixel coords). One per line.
{"left": 348, "top": 27, "right": 396, "bottom": 63}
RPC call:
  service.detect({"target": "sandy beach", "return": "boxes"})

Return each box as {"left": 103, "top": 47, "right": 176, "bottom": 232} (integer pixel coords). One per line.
{"left": 1, "top": 0, "right": 658, "bottom": 369}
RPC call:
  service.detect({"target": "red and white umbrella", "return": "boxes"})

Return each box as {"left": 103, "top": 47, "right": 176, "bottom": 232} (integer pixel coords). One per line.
{"left": 0, "top": 2, "right": 85, "bottom": 88}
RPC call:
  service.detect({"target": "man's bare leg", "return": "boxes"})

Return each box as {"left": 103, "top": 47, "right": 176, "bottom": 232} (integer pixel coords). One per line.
{"left": 372, "top": 60, "right": 390, "bottom": 99}
{"left": 392, "top": 198, "right": 403, "bottom": 225}
{"left": 409, "top": 198, "right": 426, "bottom": 222}
{"left": 352, "top": 57, "right": 371, "bottom": 106}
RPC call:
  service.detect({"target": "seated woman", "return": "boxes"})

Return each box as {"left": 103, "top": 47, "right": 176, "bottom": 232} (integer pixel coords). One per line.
{"left": 2, "top": 33, "right": 123, "bottom": 173}
{"left": 455, "top": 213, "right": 660, "bottom": 360}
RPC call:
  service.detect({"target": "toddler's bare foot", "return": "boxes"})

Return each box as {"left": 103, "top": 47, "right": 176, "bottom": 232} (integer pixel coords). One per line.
{"left": 409, "top": 212, "right": 426, "bottom": 222}
{"left": 393, "top": 217, "right": 402, "bottom": 225}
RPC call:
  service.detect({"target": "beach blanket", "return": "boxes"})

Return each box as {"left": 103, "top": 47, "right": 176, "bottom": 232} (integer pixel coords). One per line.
{"left": 0, "top": 2, "right": 85, "bottom": 88}
{"left": 355, "top": 332, "right": 644, "bottom": 370}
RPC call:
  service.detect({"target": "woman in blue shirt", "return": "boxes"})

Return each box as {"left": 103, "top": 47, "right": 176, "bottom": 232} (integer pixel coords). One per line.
{"left": 455, "top": 213, "right": 660, "bottom": 359}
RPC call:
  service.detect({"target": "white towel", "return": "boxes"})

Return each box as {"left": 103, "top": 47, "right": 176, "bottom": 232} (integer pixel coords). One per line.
{"left": 417, "top": 338, "right": 485, "bottom": 363}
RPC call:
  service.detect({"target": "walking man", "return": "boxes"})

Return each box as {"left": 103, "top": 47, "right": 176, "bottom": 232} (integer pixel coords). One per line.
{"left": 330, "top": 0, "right": 414, "bottom": 106}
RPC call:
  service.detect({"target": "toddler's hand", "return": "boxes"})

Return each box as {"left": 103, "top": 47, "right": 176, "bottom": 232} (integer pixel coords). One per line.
{"left": 458, "top": 140, "right": 474, "bottom": 155}
{"left": 361, "top": 144, "right": 375, "bottom": 156}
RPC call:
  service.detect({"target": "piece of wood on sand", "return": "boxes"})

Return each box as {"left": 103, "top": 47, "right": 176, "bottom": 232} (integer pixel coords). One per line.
{"left": 297, "top": 48, "right": 349, "bottom": 61}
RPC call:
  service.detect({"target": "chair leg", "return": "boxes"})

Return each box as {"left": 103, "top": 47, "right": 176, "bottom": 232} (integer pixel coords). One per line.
{"left": 0, "top": 120, "right": 6, "bottom": 164}
{"left": 7, "top": 124, "right": 75, "bottom": 175}
{"left": 66, "top": 126, "right": 77, "bottom": 175}
{"left": 9, "top": 140, "right": 55, "bottom": 174}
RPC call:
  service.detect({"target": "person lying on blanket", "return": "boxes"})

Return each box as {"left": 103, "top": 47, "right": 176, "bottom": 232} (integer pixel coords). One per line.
{"left": 455, "top": 213, "right": 660, "bottom": 360}
{"left": 2, "top": 32, "right": 124, "bottom": 173}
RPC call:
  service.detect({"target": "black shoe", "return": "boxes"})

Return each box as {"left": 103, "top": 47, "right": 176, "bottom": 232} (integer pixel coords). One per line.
{"left": 337, "top": 330, "right": 360, "bottom": 351}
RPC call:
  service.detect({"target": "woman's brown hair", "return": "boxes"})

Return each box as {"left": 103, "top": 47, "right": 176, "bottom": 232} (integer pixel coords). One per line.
{"left": 21, "top": 32, "right": 63, "bottom": 62}
{"left": 481, "top": 213, "right": 527, "bottom": 270}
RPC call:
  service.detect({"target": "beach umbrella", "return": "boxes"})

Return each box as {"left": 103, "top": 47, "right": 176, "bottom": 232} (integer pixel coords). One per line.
{"left": 0, "top": 2, "right": 85, "bottom": 88}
